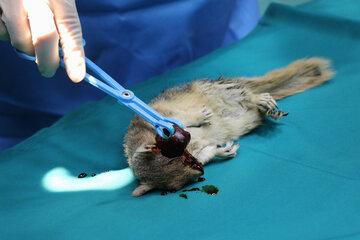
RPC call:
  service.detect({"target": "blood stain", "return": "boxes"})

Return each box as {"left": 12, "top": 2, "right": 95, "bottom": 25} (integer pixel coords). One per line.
{"left": 179, "top": 194, "right": 188, "bottom": 199}
{"left": 78, "top": 173, "right": 87, "bottom": 178}
{"left": 201, "top": 185, "right": 219, "bottom": 195}
{"left": 182, "top": 188, "right": 200, "bottom": 192}
{"left": 198, "top": 177, "right": 206, "bottom": 182}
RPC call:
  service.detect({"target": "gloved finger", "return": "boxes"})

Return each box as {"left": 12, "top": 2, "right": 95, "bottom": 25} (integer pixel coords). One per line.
{"left": 24, "top": 0, "right": 59, "bottom": 78}
{"left": 0, "top": 0, "right": 34, "bottom": 55}
{"left": 49, "top": 0, "right": 85, "bottom": 82}
{"left": 0, "top": 10, "right": 10, "bottom": 41}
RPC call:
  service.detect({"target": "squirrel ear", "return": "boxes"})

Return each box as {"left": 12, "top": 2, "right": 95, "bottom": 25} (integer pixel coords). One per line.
{"left": 132, "top": 184, "right": 154, "bottom": 197}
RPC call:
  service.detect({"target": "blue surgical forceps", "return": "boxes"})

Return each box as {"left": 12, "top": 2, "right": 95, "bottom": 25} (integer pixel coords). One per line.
{"left": 14, "top": 42, "right": 183, "bottom": 139}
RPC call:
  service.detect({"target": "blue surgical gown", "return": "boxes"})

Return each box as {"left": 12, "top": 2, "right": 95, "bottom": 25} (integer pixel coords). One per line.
{"left": 0, "top": 0, "right": 260, "bottom": 151}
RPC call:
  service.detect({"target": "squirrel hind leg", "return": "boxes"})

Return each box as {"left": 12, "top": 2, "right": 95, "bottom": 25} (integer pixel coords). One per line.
{"left": 252, "top": 93, "right": 289, "bottom": 121}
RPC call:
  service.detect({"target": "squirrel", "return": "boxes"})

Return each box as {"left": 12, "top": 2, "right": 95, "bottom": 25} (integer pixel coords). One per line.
{"left": 124, "top": 57, "right": 334, "bottom": 197}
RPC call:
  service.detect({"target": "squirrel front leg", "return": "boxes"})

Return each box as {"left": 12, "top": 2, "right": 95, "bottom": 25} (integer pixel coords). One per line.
{"left": 185, "top": 106, "right": 213, "bottom": 128}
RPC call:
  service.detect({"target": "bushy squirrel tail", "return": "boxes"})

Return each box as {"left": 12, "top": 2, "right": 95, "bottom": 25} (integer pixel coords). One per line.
{"left": 243, "top": 58, "right": 334, "bottom": 100}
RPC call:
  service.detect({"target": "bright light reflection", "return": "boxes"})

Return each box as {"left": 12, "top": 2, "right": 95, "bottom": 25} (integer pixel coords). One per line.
{"left": 87, "top": 75, "right": 99, "bottom": 87}
{"left": 42, "top": 167, "right": 135, "bottom": 192}
{"left": 23, "top": 0, "right": 57, "bottom": 44}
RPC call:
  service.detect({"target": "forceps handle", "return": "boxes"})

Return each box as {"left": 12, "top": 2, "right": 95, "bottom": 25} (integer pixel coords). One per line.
{"left": 14, "top": 44, "right": 183, "bottom": 138}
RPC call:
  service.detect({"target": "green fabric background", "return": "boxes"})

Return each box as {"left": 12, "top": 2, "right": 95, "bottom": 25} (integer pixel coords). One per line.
{"left": 1, "top": 0, "right": 360, "bottom": 239}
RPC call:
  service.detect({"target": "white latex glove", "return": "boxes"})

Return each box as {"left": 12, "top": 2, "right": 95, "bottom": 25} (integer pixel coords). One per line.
{"left": 0, "top": 0, "right": 85, "bottom": 82}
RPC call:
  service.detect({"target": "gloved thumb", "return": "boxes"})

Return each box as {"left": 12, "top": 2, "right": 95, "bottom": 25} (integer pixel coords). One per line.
{"left": 49, "top": 0, "right": 85, "bottom": 82}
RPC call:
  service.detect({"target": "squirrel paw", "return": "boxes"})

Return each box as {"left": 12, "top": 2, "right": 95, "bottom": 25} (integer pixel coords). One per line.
{"left": 256, "top": 93, "right": 278, "bottom": 112}
{"left": 215, "top": 141, "right": 240, "bottom": 158}
{"left": 201, "top": 106, "right": 213, "bottom": 120}
{"left": 266, "top": 109, "right": 289, "bottom": 120}
{"left": 186, "top": 106, "right": 213, "bottom": 128}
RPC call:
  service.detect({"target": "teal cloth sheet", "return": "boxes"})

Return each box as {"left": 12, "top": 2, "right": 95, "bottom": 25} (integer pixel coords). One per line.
{"left": 1, "top": 0, "right": 360, "bottom": 239}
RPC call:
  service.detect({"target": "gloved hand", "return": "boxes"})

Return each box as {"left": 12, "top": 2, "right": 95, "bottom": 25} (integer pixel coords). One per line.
{"left": 0, "top": 0, "right": 85, "bottom": 82}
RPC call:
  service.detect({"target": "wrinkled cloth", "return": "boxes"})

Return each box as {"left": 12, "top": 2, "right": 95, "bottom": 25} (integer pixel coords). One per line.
{"left": 0, "top": 0, "right": 260, "bottom": 151}
{"left": 2, "top": 0, "right": 360, "bottom": 239}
